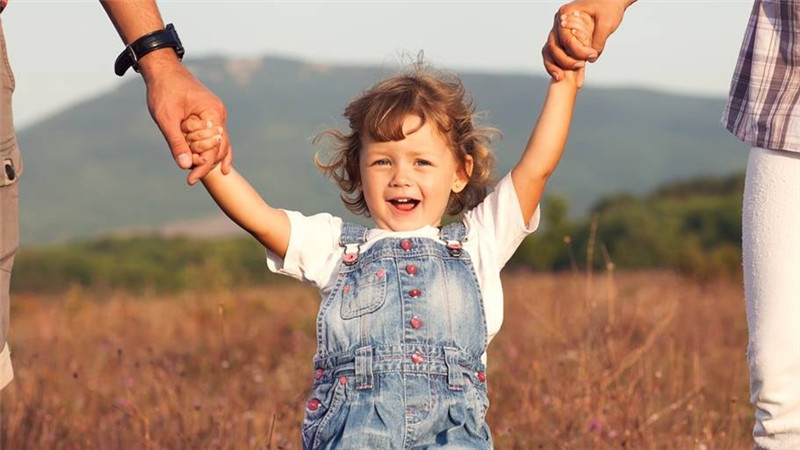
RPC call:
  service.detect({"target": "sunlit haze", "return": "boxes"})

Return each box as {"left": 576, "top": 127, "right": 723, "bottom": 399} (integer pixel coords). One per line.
{"left": 3, "top": 0, "right": 753, "bottom": 128}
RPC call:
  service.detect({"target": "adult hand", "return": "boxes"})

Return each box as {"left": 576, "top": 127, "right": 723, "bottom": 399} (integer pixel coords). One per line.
{"left": 144, "top": 63, "right": 233, "bottom": 185}
{"left": 542, "top": 0, "right": 632, "bottom": 81}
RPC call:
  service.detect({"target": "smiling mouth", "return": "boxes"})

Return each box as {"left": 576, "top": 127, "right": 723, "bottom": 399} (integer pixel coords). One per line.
{"left": 388, "top": 198, "right": 420, "bottom": 212}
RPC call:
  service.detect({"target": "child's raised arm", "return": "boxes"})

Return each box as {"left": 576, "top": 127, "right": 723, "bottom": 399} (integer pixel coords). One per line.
{"left": 511, "top": 12, "right": 591, "bottom": 223}
{"left": 183, "top": 117, "right": 290, "bottom": 258}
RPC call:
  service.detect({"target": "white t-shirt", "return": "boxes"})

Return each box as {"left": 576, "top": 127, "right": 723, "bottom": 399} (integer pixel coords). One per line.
{"left": 266, "top": 172, "right": 540, "bottom": 360}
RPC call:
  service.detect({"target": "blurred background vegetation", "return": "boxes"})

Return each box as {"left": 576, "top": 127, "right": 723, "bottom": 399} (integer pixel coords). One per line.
{"left": 13, "top": 172, "right": 744, "bottom": 294}
{"left": 512, "top": 172, "right": 743, "bottom": 280}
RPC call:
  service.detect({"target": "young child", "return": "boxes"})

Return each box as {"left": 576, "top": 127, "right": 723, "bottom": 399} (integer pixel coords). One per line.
{"left": 182, "top": 12, "right": 592, "bottom": 449}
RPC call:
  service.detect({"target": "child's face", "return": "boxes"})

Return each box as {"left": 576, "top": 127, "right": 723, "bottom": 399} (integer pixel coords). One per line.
{"left": 359, "top": 115, "right": 471, "bottom": 231}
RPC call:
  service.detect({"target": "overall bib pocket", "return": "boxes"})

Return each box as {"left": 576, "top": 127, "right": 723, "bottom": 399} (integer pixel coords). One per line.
{"left": 340, "top": 261, "right": 388, "bottom": 319}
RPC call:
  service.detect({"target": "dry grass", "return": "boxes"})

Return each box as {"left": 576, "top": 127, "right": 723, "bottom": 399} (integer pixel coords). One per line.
{"left": 1, "top": 271, "right": 751, "bottom": 449}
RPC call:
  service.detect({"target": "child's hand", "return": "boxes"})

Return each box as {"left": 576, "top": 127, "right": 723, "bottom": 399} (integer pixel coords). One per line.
{"left": 558, "top": 11, "right": 595, "bottom": 88}
{"left": 181, "top": 115, "right": 225, "bottom": 170}
{"left": 560, "top": 10, "right": 594, "bottom": 49}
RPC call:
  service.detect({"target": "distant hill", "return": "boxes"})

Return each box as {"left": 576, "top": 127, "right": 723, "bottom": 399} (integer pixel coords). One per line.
{"left": 17, "top": 56, "right": 746, "bottom": 243}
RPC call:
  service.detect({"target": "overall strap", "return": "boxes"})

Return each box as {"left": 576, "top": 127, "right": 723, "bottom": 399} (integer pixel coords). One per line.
{"left": 339, "top": 222, "right": 369, "bottom": 265}
{"left": 440, "top": 221, "right": 467, "bottom": 257}
{"left": 354, "top": 345, "right": 374, "bottom": 390}
{"left": 444, "top": 347, "right": 466, "bottom": 390}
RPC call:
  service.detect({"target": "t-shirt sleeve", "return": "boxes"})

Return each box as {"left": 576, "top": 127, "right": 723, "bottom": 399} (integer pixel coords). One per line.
{"left": 265, "top": 210, "right": 342, "bottom": 289}
{"left": 464, "top": 172, "right": 541, "bottom": 268}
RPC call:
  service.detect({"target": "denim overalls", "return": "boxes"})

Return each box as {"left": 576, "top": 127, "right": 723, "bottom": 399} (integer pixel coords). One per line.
{"left": 302, "top": 221, "right": 493, "bottom": 449}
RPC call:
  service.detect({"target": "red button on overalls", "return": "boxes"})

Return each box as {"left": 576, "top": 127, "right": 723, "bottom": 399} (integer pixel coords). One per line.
{"left": 308, "top": 398, "right": 321, "bottom": 411}
{"left": 400, "top": 240, "right": 413, "bottom": 251}
{"left": 409, "top": 289, "right": 421, "bottom": 298}
{"left": 477, "top": 371, "right": 486, "bottom": 383}
{"left": 405, "top": 264, "right": 418, "bottom": 275}
{"left": 410, "top": 316, "right": 422, "bottom": 329}
{"left": 411, "top": 352, "right": 424, "bottom": 364}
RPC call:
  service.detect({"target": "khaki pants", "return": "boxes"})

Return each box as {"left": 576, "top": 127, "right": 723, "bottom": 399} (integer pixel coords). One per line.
{"left": 0, "top": 15, "right": 20, "bottom": 391}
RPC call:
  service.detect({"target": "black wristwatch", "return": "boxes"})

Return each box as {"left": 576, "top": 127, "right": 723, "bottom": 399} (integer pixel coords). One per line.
{"left": 114, "top": 23, "right": 184, "bottom": 77}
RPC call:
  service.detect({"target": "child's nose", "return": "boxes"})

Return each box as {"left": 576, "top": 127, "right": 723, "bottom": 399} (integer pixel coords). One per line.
{"left": 390, "top": 168, "right": 412, "bottom": 187}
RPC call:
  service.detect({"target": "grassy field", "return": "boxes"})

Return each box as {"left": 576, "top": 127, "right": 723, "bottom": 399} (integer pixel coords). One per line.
{"left": 0, "top": 271, "right": 751, "bottom": 449}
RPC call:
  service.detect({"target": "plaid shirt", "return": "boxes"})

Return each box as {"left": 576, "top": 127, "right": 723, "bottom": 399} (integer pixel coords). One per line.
{"left": 723, "top": 0, "right": 800, "bottom": 153}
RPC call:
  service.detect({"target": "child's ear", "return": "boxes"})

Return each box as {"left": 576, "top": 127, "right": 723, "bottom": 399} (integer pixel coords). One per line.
{"left": 452, "top": 155, "right": 474, "bottom": 194}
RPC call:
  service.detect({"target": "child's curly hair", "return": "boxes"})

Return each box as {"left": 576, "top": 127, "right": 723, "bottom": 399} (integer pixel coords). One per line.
{"left": 314, "top": 63, "right": 497, "bottom": 217}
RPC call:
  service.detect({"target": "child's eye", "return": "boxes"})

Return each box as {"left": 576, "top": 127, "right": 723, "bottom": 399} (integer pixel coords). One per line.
{"left": 414, "top": 159, "right": 432, "bottom": 166}
{"left": 372, "top": 159, "right": 390, "bottom": 166}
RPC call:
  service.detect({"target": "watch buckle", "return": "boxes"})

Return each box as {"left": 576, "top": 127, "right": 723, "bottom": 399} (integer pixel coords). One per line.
{"left": 126, "top": 46, "right": 141, "bottom": 73}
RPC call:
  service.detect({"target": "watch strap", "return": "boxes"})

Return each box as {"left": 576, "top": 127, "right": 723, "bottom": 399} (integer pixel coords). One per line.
{"left": 115, "top": 23, "right": 184, "bottom": 77}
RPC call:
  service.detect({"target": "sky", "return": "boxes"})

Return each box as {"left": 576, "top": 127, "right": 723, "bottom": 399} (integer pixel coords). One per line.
{"left": 3, "top": 1, "right": 753, "bottom": 129}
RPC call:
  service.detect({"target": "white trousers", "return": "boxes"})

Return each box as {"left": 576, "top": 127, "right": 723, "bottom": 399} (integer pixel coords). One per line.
{"left": 743, "top": 146, "right": 800, "bottom": 449}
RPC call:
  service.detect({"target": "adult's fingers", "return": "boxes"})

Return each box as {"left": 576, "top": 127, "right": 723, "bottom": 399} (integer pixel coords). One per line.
{"left": 158, "top": 112, "right": 194, "bottom": 170}
{"left": 542, "top": 37, "right": 565, "bottom": 81}
{"left": 547, "top": 28, "right": 585, "bottom": 70}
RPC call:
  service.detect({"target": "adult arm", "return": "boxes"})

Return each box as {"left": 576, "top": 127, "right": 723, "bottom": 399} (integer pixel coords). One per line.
{"left": 99, "top": 0, "right": 232, "bottom": 184}
{"left": 542, "top": 0, "right": 639, "bottom": 81}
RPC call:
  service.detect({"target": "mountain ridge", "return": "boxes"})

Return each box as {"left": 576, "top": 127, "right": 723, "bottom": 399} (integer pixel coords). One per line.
{"left": 17, "top": 55, "right": 746, "bottom": 244}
